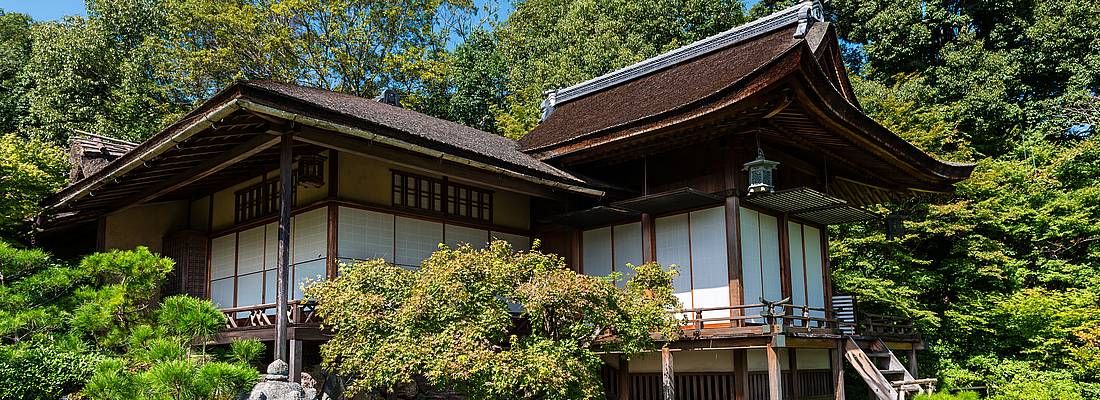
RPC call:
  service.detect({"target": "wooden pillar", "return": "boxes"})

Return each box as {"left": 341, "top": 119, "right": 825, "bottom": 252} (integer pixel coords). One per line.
{"left": 289, "top": 339, "right": 303, "bottom": 383}
{"left": 661, "top": 347, "right": 675, "bottom": 400}
{"left": 725, "top": 197, "right": 744, "bottom": 319}
{"left": 641, "top": 213, "right": 656, "bottom": 263}
{"left": 833, "top": 341, "right": 846, "bottom": 400}
{"left": 766, "top": 343, "right": 782, "bottom": 400}
{"left": 275, "top": 134, "right": 293, "bottom": 362}
{"left": 733, "top": 349, "right": 748, "bottom": 400}
{"left": 326, "top": 204, "right": 338, "bottom": 279}
{"left": 908, "top": 348, "right": 919, "bottom": 378}
{"left": 326, "top": 149, "right": 340, "bottom": 279}
{"left": 778, "top": 214, "right": 793, "bottom": 304}
{"left": 789, "top": 348, "right": 801, "bottom": 400}
{"left": 618, "top": 356, "right": 631, "bottom": 400}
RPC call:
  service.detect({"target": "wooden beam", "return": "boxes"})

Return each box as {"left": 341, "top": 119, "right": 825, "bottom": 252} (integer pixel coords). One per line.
{"left": 617, "top": 356, "right": 631, "bottom": 400}
{"left": 908, "top": 348, "right": 918, "bottom": 378}
{"left": 327, "top": 204, "right": 338, "bottom": 279}
{"left": 726, "top": 196, "right": 744, "bottom": 320}
{"left": 121, "top": 134, "right": 280, "bottom": 209}
{"left": 275, "top": 134, "right": 293, "bottom": 363}
{"left": 294, "top": 128, "right": 574, "bottom": 201}
{"left": 289, "top": 339, "right": 303, "bottom": 383}
{"left": 766, "top": 342, "right": 782, "bottom": 400}
{"left": 661, "top": 347, "right": 675, "bottom": 400}
{"left": 734, "top": 349, "right": 748, "bottom": 400}
{"left": 778, "top": 214, "right": 793, "bottom": 311}
{"left": 642, "top": 213, "right": 656, "bottom": 263}
{"left": 834, "top": 341, "right": 846, "bottom": 400}
{"left": 790, "top": 348, "right": 802, "bottom": 400}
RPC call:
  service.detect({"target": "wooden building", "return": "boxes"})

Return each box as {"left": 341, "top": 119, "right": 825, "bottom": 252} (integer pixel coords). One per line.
{"left": 37, "top": 2, "right": 973, "bottom": 399}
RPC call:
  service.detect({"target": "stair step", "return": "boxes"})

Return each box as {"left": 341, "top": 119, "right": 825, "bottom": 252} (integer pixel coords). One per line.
{"left": 879, "top": 369, "right": 907, "bottom": 375}
{"left": 866, "top": 352, "right": 893, "bottom": 358}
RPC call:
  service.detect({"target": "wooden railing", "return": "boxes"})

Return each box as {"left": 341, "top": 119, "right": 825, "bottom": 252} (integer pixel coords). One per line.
{"left": 677, "top": 298, "right": 839, "bottom": 337}
{"left": 860, "top": 312, "right": 918, "bottom": 338}
{"left": 220, "top": 300, "right": 319, "bottom": 330}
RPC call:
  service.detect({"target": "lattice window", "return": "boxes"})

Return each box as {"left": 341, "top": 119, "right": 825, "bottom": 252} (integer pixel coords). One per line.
{"left": 392, "top": 171, "right": 444, "bottom": 214}
{"left": 234, "top": 177, "right": 295, "bottom": 224}
{"left": 392, "top": 171, "right": 493, "bottom": 222}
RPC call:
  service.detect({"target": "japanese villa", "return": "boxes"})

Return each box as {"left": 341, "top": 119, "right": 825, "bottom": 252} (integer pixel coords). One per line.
{"left": 38, "top": 2, "right": 973, "bottom": 400}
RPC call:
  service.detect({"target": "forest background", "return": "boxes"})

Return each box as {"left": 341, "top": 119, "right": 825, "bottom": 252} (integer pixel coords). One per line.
{"left": 0, "top": 0, "right": 1098, "bottom": 398}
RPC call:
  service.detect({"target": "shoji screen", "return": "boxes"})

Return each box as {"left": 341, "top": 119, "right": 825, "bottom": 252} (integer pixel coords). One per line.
{"left": 688, "top": 207, "right": 729, "bottom": 319}
{"left": 613, "top": 222, "right": 643, "bottom": 283}
{"left": 789, "top": 222, "right": 826, "bottom": 318}
{"left": 292, "top": 208, "right": 328, "bottom": 299}
{"left": 209, "top": 234, "right": 236, "bottom": 308}
{"left": 235, "top": 226, "right": 265, "bottom": 310}
{"left": 739, "top": 208, "right": 781, "bottom": 319}
{"left": 263, "top": 223, "right": 278, "bottom": 305}
{"left": 805, "top": 226, "right": 825, "bottom": 317}
{"left": 788, "top": 222, "right": 807, "bottom": 308}
{"left": 491, "top": 231, "right": 531, "bottom": 251}
{"left": 581, "top": 227, "right": 612, "bottom": 277}
{"left": 445, "top": 224, "right": 489, "bottom": 249}
{"left": 394, "top": 216, "right": 443, "bottom": 268}
{"left": 338, "top": 207, "right": 394, "bottom": 263}
{"left": 582, "top": 223, "right": 642, "bottom": 280}
{"left": 655, "top": 214, "right": 692, "bottom": 315}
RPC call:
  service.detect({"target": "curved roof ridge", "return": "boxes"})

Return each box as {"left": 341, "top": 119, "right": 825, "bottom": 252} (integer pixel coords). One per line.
{"left": 538, "top": 0, "right": 823, "bottom": 121}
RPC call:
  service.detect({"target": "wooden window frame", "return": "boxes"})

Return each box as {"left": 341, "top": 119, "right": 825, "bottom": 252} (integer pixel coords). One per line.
{"left": 234, "top": 176, "right": 297, "bottom": 224}
{"left": 392, "top": 170, "right": 493, "bottom": 223}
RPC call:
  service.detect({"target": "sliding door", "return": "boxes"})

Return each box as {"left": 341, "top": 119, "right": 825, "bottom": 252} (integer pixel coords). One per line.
{"left": 739, "top": 208, "right": 781, "bottom": 319}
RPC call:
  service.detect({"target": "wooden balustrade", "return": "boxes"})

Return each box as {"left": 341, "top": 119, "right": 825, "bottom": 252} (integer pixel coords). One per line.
{"left": 676, "top": 299, "right": 840, "bottom": 337}
{"left": 220, "top": 300, "right": 319, "bottom": 330}
{"left": 860, "top": 312, "right": 918, "bottom": 338}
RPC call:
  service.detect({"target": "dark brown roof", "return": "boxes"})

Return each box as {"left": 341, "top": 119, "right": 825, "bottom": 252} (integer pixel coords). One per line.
{"left": 42, "top": 81, "right": 602, "bottom": 227}
{"left": 521, "top": 24, "right": 805, "bottom": 152}
{"left": 240, "top": 81, "right": 582, "bottom": 184}
{"left": 517, "top": 13, "right": 974, "bottom": 193}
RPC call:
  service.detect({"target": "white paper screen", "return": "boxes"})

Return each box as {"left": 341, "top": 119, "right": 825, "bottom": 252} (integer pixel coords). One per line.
{"left": 582, "top": 227, "right": 613, "bottom": 277}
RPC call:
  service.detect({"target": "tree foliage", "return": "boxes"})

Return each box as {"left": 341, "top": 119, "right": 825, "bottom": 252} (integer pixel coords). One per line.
{"left": 0, "top": 242, "right": 259, "bottom": 399}
{"left": 306, "top": 241, "right": 680, "bottom": 399}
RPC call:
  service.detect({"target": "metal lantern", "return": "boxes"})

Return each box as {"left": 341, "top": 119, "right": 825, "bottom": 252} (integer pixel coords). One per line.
{"left": 885, "top": 212, "right": 906, "bottom": 240}
{"left": 296, "top": 154, "right": 326, "bottom": 188}
{"left": 743, "top": 147, "right": 780, "bottom": 195}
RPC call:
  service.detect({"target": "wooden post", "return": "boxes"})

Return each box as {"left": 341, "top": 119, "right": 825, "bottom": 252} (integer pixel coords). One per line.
{"left": 618, "top": 356, "right": 632, "bottom": 400}
{"left": 326, "top": 204, "right": 338, "bottom": 279}
{"left": 908, "top": 348, "right": 919, "bottom": 378}
{"left": 661, "top": 347, "right": 675, "bottom": 400}
{"left": 778, "top": 214, "right": 792, "bottom": 306}
{"left": 766, "top": 343, "right": 782, "bottom": 400}
{"left": 833, "top": 341, "right": 846, "bottom": 400}
{"left": 289, "top": 339, "right": 303, "bottom": 383}
{"left": 725, "top": 197, "right": 744, "bottom": 321}
{"left": 641, "top": 213, "right": 656, "bottom": 263}
{"left": 789, "top": 348, "right": 801, "bottom": 400}
{"left": 275, "top": 134, "right": 293, "bottom": 362}
{"left": 733, "top": 349, "right": 748, "bottom": 400}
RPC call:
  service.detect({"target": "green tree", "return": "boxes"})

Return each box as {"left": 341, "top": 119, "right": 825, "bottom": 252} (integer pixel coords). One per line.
{"left": 83, "top": 296, "right": 261, "bottom": 400}
{"left": 306, "top": 241, "right": 680, "bottom": 399}
{"left": 0, "top": 10, "right": 32, "bottom": 135}
{"left": 0, "top": 134, "right": 67, "bottom": 240}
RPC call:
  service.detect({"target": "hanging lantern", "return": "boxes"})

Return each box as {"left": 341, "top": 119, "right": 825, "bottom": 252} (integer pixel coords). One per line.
{"left": 296, "top": 154, "right": 325, "bottom": 188}
{"left": 743, "top": 145, "right": 780, "bottom": 195}
{"left": 885, "top": 212, "right": 905, "bottom": 240}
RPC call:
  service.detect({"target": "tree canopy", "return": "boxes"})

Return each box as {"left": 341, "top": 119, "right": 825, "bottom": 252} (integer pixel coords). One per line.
{"left": 305, "top": 241, "right": 680, "bottom": 399}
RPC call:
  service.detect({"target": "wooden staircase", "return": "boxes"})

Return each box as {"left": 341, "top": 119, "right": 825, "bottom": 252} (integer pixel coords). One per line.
{"left": 843, "top": 337, "right": 936, "bottom": 400}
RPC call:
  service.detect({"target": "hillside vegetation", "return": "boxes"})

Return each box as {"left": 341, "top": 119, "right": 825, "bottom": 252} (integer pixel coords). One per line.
{"left": 0, "top": 0, "right": 1097, "bottom": 398}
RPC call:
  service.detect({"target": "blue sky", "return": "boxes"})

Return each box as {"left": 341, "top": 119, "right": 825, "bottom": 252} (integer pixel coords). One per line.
{"left": 0, "top": 0, "right": 85, "bottom": 21}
